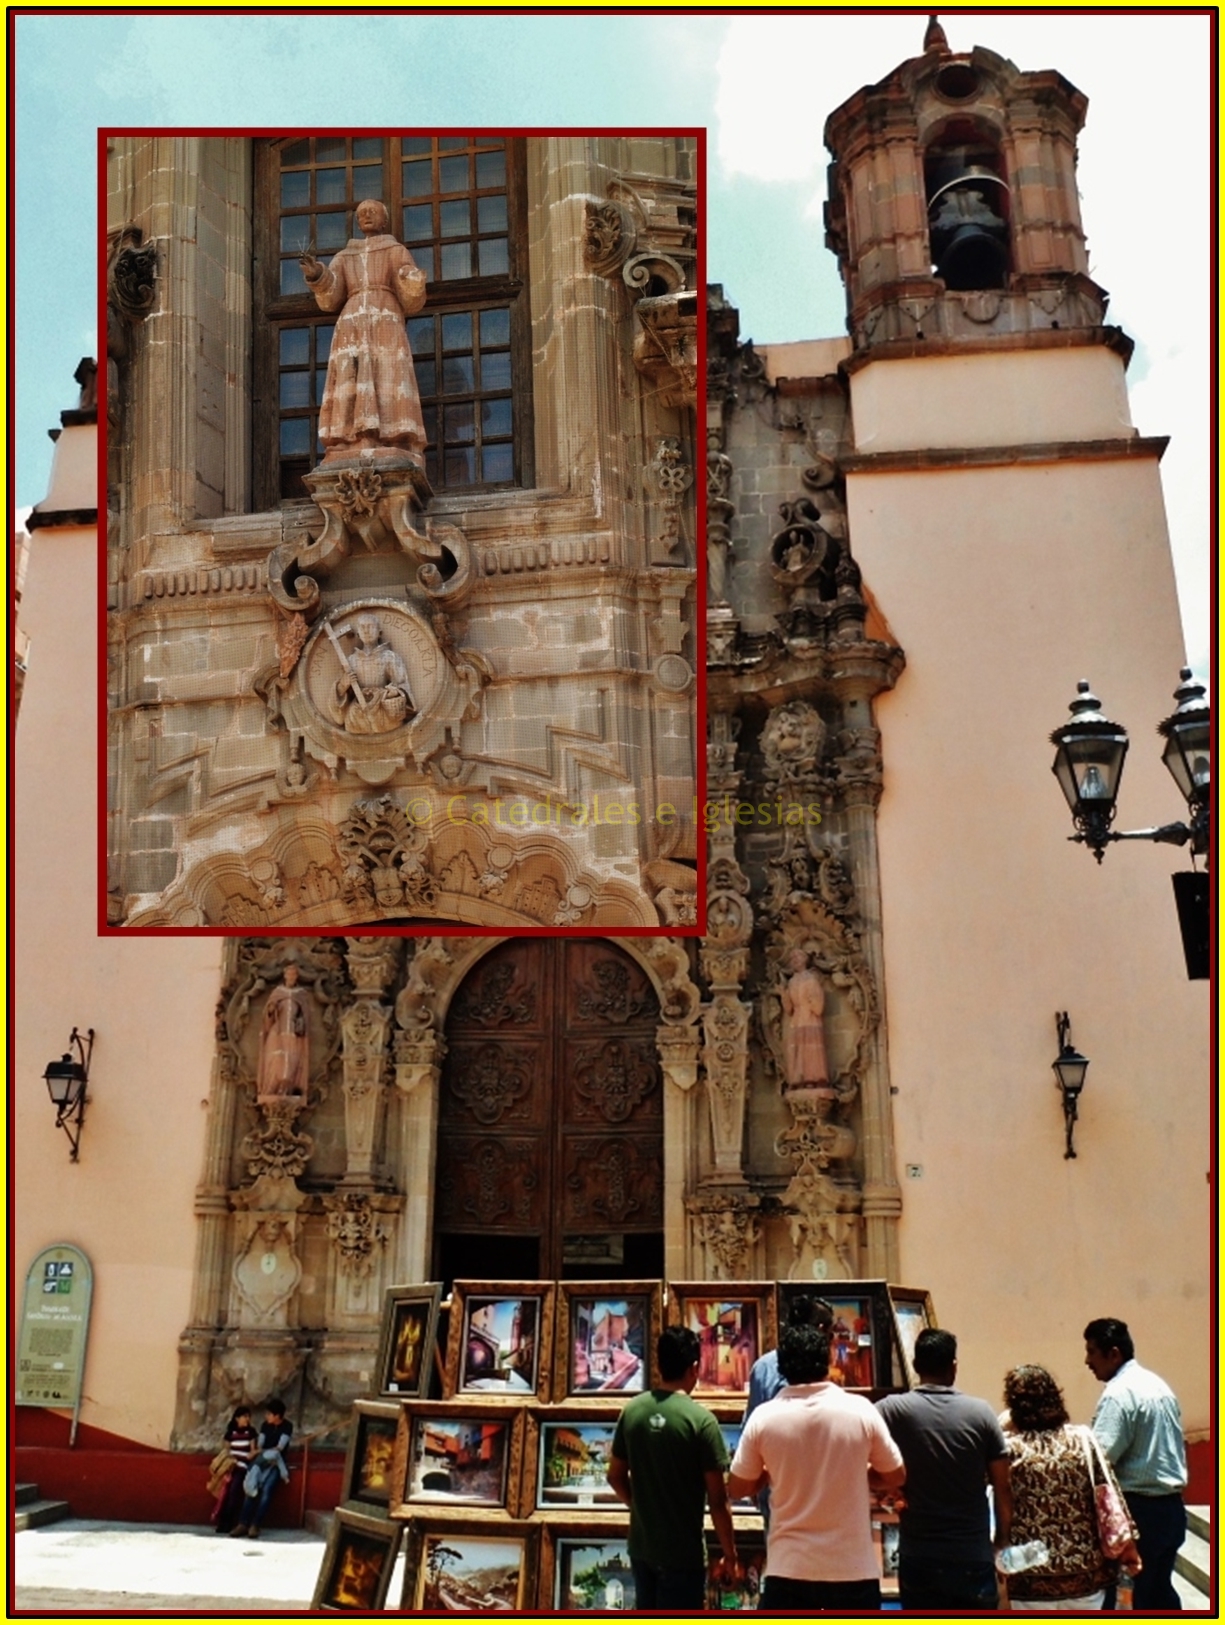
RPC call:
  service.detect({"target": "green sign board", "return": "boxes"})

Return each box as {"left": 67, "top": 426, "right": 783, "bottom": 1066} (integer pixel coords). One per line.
{"left": 16, "top": 1243, "right": 93, "bottom": 1409}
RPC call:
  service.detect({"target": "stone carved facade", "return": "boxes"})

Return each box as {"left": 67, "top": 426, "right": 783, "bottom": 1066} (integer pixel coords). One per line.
{"left": 694, "top": 286, "right": 907, "bottom": 1285}
{"left": 175, "top": 931, "right": 703, "bottom": 1445}
{"left": 107, "top": 137, "right": 698, "bottom": 930}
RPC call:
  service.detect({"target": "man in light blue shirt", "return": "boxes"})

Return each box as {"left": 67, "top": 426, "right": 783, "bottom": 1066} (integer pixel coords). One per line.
{"left": 1085, "top": 1316, "right": 1187, "bottom": 1611}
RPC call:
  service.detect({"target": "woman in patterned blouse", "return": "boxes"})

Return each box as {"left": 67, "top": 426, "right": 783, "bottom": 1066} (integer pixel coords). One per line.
{"left": 1002, "top": 1365, "right": 1138, "bottom": 1609}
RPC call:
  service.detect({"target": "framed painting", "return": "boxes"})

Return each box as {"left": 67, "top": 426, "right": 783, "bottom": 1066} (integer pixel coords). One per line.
{"left": 402, "top": 1515, "right": 540, "bottom": 1612}
{"left": 553, "top": 1280, "right": 662, "bottom": 1401}
{"left": 310, "top": 1506, "right": 402, "bottom": 1611}
{"left": 873, "top": 1511, "right": 901, "bottom": 1597}
{"left": 522, "top": 1405, "right": 622, "bottom": 1514}
{"left": 539, "top": 1518, "right": 634, "bottom": 1611}
{"left": 709, "top": 1411, "right": 758, "bottom": 1513}
{"left": 374, "top": 1281, "right": 442, "bottom": 1399}
{"left": 666, "top": 1283, "right": 777, "bottom": 1400}
{"left": 340, "top": 1399, "right": 401, "bottom": 1510}
{"left": 704, "top": 1526, "right": 767, "bottom": 1611}
{"left": 389, "top": 1400, "right": 525, "bottom": 1515}
{"left": 888, "top": 1285, "right": 937, "bottom": 1388}
{"left": 777, "top": 1278, "right": 900, "bottom": 1391}
{"left": 445, "top": 1280, "right": 555, "bottom": 1401}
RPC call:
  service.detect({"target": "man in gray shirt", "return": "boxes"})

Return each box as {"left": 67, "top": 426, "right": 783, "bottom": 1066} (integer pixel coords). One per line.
{"left": 1085, "top": 1316, "right": 1187, "bottom": 1611}
{"left": 876, "top": 1328, "right": 1011, "bottom": 1611}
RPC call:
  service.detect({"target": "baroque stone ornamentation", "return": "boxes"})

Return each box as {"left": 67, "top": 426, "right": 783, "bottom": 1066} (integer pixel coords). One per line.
{"left": 336, "top": 793, "right": 438, "bottom": 916}
{"left": 646, "top": 437, "right": 694, "bottom": 560}
{"left": 779, "top": 1161, "right": 862, "bottom": 1281}
{"left": 323, "top": 1191, "right": 392, "bottom": 1278}
{"left": 706, "top": 428, "right": 736, "bottom": 607}
{"left": 283, "top": 598, "right": 487, "bottom": 781}
{"left": 761, "top": 700, "right": 828, "bottom": 790}
{"left": 242, "top": 1103, "right": 315, "bottom": 1182}
{"left": 686, "top": 1189, "right": 762, "bottom": 1280}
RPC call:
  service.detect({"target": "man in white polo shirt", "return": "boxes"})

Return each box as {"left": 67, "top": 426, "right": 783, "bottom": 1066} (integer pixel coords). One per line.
{"left": 726, "top": 1323, "right": 906, "bottom": 1611}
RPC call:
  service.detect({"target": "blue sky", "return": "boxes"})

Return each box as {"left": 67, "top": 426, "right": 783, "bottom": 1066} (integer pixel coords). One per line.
{"left": 14, "top": 9, "right": 1210, "bottom": 669}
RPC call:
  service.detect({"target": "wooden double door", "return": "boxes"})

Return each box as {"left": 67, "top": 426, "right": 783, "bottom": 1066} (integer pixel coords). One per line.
{"left": 432, "top": 938, "right": 664, "bottom": 1284}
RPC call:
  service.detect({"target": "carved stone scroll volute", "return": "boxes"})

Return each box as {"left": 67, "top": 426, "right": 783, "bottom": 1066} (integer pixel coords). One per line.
{"left": 686, "top": 1189, "right": 762, "bottom": 1281}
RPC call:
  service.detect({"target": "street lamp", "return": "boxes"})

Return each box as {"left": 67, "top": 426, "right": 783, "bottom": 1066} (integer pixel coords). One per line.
{"left": 42, "top": 1027, "right": 94, "bottom": 1161}
{"left": 1051, "top": 1012, "right": 1089, "bottom": 1160}
{"left": 1050, "top": 670, "right": 1211, "bottom": 979}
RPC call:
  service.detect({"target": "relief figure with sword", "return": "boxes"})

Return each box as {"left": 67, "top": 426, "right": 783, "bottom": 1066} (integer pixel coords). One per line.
{"left": 328, "top": 612, "right": 414, "bottom": 735}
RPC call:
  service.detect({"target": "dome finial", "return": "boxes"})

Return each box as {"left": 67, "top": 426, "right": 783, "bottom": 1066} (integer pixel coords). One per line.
{"left": 924, "top": 13, "right": 950, "bottom": 53}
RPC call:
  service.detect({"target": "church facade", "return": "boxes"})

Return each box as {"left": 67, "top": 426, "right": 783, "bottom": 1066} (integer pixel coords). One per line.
{"left": 16, "top": 34, "right": 1209, "bottom": 1514}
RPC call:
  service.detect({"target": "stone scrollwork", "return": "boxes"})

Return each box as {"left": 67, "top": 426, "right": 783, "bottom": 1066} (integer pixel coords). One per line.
{"left": 323, "top": 1191, "right": 393, "bottom": 1278}
{"left": 242, "top": 1103, "right": 314, "bottom": 1183}
{"left": 336, "top": 793, "right": 438, "bottom": 917}
{"left": 646, "top": 436, "right": 693, "bottom": 561}
{"left": 687, "top": 1189, "right": 762, "bottom": 1280}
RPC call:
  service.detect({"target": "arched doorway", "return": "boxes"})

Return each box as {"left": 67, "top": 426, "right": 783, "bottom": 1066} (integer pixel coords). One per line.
{"left": 432, "top": 938, "right": 664, "bottom": 1283}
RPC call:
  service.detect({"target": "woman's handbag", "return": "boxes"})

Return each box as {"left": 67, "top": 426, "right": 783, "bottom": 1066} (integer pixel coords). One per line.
{"left": 206, "top": 1447, "right": 235, "bottom": 1500}
{"left": 1077, "top": 1425, "right": 1135, "bottom": 1559}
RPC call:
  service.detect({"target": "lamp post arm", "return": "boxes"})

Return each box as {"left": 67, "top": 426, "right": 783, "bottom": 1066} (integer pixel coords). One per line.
{"left": 1068, "top": 821, "right": 1191, "bottom": 850}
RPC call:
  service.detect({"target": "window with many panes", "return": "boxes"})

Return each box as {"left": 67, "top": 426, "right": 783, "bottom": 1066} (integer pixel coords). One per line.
{"left": 253, "top": 135, "right": 531, "bottom": 506}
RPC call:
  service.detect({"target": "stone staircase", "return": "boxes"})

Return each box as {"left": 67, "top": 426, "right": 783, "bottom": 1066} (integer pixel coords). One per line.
{"left": 1175, "top": 1504, "right": 1212, "bottom": 1608}
{"left": 14, "top": 1483, "right": 70, "bottom": 1532}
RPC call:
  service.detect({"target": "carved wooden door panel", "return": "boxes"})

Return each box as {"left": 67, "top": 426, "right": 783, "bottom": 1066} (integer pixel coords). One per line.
{"left": 434, "top": 938, "right": 662, "bottom": 1281}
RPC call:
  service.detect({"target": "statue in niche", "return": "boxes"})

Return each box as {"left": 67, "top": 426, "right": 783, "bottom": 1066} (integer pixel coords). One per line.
{"left": 300, "top": 199, "right": 428, "bottom": 458}
{"left": 330, "top": 612, "right": 414, "bottom": 735}
{"left": 780, "top": 948, "right": 830, "bottom": 1089}
{"left": 257, "top": 964, "right": 311, "bottom": 1103}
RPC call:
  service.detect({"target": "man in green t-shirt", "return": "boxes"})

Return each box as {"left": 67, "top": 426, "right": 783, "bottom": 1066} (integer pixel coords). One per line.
{"left": 609, "top": 1324, "right": 740, "bottom": 1610}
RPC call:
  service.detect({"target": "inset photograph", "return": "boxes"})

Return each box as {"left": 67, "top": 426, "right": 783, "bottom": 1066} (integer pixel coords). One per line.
{"left": 103, "top": 129, "right": 701, "bottom": 931}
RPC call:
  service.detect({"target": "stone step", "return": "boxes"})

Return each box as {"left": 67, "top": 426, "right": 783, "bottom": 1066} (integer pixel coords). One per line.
{"left": 1186, "top": 1503, "right": 1210, "bottom": 1543}
{"left": 15, "top": 1484, "right": 39, "bottom": 1507}
{"left": 14, "top": 1498, "right": 71, "bottom": 1532}
{"left": 1175, "top": 1526, "right": 1211, "bottom": 1594}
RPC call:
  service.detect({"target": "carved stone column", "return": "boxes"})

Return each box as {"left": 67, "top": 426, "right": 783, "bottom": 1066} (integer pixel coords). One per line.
{"left": 833, "top": 684, "right": 902, "bottom": 1280}
{"left": 339, "top": 938, "right": 402, "bottom": 1186}
{"left": 392, "top": 1025, "right": 446, "bottom": 1281}
{"left": 698, "top": 712, "right": 754, "bottom": 1184}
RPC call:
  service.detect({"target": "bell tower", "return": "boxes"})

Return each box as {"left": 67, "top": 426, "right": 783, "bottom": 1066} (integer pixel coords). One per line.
{"left": 824, "top": 20, "right": 1109, "bottom": 347}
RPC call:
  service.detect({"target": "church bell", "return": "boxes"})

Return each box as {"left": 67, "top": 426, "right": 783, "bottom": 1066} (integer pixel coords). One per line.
{"left": 927, "top": 164, "right": 1011, "bottom": 291}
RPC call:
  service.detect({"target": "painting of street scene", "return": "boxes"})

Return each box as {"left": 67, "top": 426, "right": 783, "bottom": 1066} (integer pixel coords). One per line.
{"left": 407, "top": 1416, "right": 511, "bottom": 1507}
{"left": 569, "top": 1297, "right": 647, "bottom": 1394}
{"left": 717, "top": 1424, "right": 757, "bottom": 1511}
{"left": 705, "top": 1537, "right": 765, "bottom": 1611}
{"left": 825, "top": 1296, "right": 875, "bottom": 1388}
{"left": 537, "top": 1421, "right": 618, "bottom": 1508}
{"left": 460, "top": 1297, "right": 539, "bottom": 1394}
{"left": 417, "top": 1532, "right": 526, "bottom": 1612}
{"left": 555, "top": 1539, "right": 635, "bottom": 1610}
{"left": 681, "top": 1299, "right": 759, "bottom": 1396}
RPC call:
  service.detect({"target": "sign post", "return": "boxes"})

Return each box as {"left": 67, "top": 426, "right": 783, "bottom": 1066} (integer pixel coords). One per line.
{"left": 16, "top": 1244, "right": 94, "bottom": 1445}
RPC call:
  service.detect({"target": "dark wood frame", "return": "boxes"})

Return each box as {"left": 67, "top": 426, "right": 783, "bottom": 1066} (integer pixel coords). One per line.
{"left": 521, "top": 1403, "right": 626, "bottom": 1517}
{"left": 310, "top": 1504, "right": 402, "bottom": 1611}
{"left": 339, "top": 1398, "right": 402, "bottom": 1511}
{"left": 887, "top": 1284, "right": 938, "bottom": 1389}
{"left": 388, "top": 1398, "right": 526, "bottom": 1516}
{"left": 401, "top": 1512, "right": 540, "bottom": 1612}
{"left": 778, "top": 1277, "right": 903, "bottom": 1391}
{"left": 252, "top": 133, "right": 533, "bottom": 509}
{"left": 552, "top": 1280, "right": 663, "bottom": 1403}
{"left": 665, "top": 1281, "right": 778, "bottom": 1401}
{"left": 539, "top": 1515, "right": 634, "bottom": 1612}
{"left": 444, "top": 1279, "right": 556, "bottom": 1402}
{"left": 374, "top": 1281, "right": 443, "bottom": 1400}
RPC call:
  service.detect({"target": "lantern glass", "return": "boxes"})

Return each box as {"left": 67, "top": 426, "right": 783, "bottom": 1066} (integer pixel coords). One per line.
{"left": 1161, "top": 714, "right": 1211, "bottom": 807}
{"left": 43, "top": 1056, "right": 83, "bottom": 1110}
{"left": 1051, "top": 728, "right": 1129, "bottom": 815}
{"left": 1052, "top": 1046, "right": 1089, "bottom": 1098}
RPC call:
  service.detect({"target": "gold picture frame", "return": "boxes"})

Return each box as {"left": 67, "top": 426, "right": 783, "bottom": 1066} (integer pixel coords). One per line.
{"left": 340, "top": 1398, "right": 402, "bottom": 1510}
{"left": 374, "top": 1281, "right": 442, "bottom": 1399}
{"left": 552, "top": 1279, "right": 662, "bottom": 1402}
{"left": 521, "top": 1404, "right": 625, "bottom": 1516}
{"left": 887, "top": 1284, "right": 938, "bottom": 1389}
{"left": 666, "top": 1282, "right": 777, "bottom": 1400}
{"left": 445, "top": 1280, "right": 556, "bottom": 1401}
{"left": 401, "top": 1513, "right": 540, "bottom": 1611}
{"left": 389, "top": 1399, "right": 526, "bottom": 1515}
{"left": 310, "top": 1505, "right": 402, "bottom": 1611}
{"left": 539, "top": 1515, "right": 634, "bottom": 1611}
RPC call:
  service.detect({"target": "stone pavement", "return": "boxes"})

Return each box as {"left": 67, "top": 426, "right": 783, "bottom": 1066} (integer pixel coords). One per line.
{"left": 13, "top": 1518, "right": 337, "bottom": 1614}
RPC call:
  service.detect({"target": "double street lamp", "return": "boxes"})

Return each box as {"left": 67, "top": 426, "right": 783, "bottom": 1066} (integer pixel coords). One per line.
{"left": 1051, "top": 668, "right": 1211, "bottom": 977}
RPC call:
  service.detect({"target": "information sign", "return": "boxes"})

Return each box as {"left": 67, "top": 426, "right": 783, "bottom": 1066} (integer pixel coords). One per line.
{"left": 16, "top": 1243, "right": 94, "bottom": 1411}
